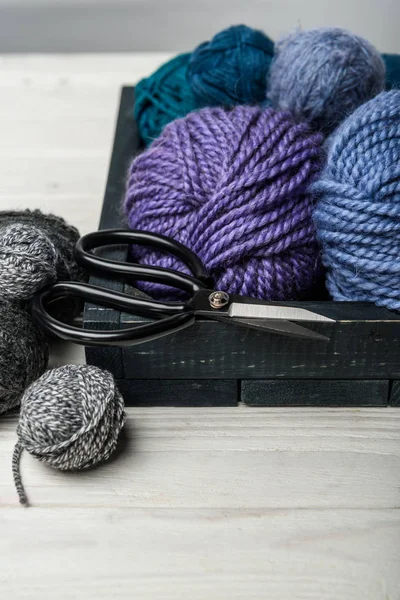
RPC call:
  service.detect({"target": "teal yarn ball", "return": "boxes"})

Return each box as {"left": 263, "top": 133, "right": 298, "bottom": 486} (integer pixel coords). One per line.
{"left": 135, "top": 25, "right": 275, "bottom": 146}
{"left": 383, "top": 54, "right": 400, "bottom": 90}
{"left": 134, "top": 53, "right": 197, "bottom": 146}
{"left": 268, "top": 28, "right": 386, "bottom": 134}
{"left": 188, "top": 25, "right": 274, "bottom": 106}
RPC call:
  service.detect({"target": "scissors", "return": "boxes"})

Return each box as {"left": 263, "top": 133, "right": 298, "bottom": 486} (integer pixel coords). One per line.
{"left": 30, "top": 229, "right": 335, "bottom": 347}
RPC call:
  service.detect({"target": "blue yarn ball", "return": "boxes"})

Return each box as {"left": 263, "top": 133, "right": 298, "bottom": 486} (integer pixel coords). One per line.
{"left": 313, "top": 90, "right": 400, "bottom": 310}
{"left": 134, "top": 53, "right": 197, "bottom": 146}
{"left": 188, "top": 25, "right": 274, "bottom": 106}
{"left": 268, "top": 28, "right": 386, "bottom": 134}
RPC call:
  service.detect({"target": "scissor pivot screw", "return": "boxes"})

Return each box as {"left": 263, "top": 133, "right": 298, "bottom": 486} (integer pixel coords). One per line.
{"left": 209, "top": 291, "right": 230, "bottom": 309}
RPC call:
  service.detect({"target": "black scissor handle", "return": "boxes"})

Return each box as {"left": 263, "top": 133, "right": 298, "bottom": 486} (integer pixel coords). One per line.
{"left": 31, "top": 282, "right": 195, "bottom": 347}
{"left": 75, "top": 229, "right": 213, "bottom": 295}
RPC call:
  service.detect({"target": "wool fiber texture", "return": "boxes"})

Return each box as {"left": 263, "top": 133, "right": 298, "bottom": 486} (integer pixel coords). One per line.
{"left": 383, "top": 53, "right": 400, "bottom": 90}
{"left": 12, "top": 364, "right": 126, "bottom": 505}
{"left": 267, "top": 28, "right": 386, "bottom": 134}
{"left": 135, "top": 25, "right": 274, "bottom": 146}
{"left": 188, "top": 24, "right": 274, "bottom": 107}
{"left": 0, "top": 209, "right": 86, "bottom": 290}
{"left": 125, "top": 104, "right": 324, "bottom": 301}
{"left": 134, "top": 53, "right": 197, "bottom": 147}
{"left": 0, "top": 224, "right": 59, "bottom": 301}
{"left": 313, "top": 90, "right": 400, "bottom": 309}
{"left": 0, "top": 300, "right": 48, "bottom": 415}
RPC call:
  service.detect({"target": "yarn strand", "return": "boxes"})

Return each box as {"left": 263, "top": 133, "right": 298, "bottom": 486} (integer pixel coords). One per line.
{"left": 12, "top": 443, "right": 28, "bottom": 505}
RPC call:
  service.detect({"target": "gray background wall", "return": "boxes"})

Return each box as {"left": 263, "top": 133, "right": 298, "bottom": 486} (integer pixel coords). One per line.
{"left": 0, "top": 0, "right": 399, "bottom": 53}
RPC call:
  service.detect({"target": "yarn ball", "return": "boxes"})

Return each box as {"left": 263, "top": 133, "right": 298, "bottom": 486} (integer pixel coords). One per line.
{"left": 12, "top": 364, "right": 126, "bottom": 505}
{"left": 0, "top": 224, "right": 59, "bottom": 301}
{"left": 0, "top": 209, "right": 86, "bottom": 284}
{"left": 188, "top": 24, "right": 274, "bottom": 107}
{"left": 383, "top": 53, "right": 400, "bottom": 90}
{"left": 124, "top": 105, "right": 324, "bottom": 301}
{"left": 0, "top": 300, "right": 48, "bottom": 415}
{"left": 267, "top": 28, "right": 386, "bottom": 134}
{"left": 312, "top": 90, "right": 400, "bottom": 309}
{"left": 134, "top": 53, "right": 197, "bottom": 146}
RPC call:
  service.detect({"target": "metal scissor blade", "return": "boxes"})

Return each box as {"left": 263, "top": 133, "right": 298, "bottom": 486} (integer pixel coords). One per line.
{"left": 232, "top": 318, "right": 330, "bottom": 342}
{"left": 228, "top": 302, "right": 335, "bottom": 323}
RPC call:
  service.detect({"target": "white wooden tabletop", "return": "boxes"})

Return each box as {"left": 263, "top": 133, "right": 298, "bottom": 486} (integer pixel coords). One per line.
{"left": 0, "top": 54, "right": 399, "bottom": 600}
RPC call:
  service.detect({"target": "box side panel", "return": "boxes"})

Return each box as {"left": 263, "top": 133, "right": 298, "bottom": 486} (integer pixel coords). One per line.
{"left": 116, "top": 379, "right": 238, "bottom": 406}
{"left": 241, "top": 379, "right": 389, "bottom": 406}
{"left": 122, "top": 319, "right": 400, "bottom": 380}
{"left": 389, "top": 381, "right": 400, "bottom": 405}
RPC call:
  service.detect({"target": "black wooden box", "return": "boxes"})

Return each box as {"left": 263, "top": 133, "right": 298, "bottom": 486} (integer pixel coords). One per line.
{"left": 84, "top": 87, "right": 400, "bottom": 407}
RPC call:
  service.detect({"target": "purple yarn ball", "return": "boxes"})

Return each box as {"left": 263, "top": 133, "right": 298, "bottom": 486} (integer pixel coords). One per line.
{"left": 124, "top": 105, "right": 324, "bottom": 301}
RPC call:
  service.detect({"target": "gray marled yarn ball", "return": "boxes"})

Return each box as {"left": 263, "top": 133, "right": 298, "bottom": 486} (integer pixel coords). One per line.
{"left": 0, "top": 300, "right": 48, "bottom": 415}
{"left": 0, "top": 224, "right": 59, "bottom": 300}
{"left": 0, "top": 209, "right": 86, "bottom": 289}
{"left": 12, "top": 364, "right": 126, "bottom": 505}
{"left": 267, "top": 28, "right": 386, "bottom": 134}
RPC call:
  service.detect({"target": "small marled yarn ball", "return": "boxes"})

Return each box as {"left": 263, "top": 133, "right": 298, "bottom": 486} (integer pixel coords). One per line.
{"left": 313, "top": 90, "right": 400, "bottom": 309}
{"left": 0, "top": 224, "right": 59, "bottom": 301}
{"left": 125, "top": 105, "right": 324, "bottom": 301}
{"left": 12, "top": 364, "right": 126, "bottom": 505}
{"left": 0, "top": 300, "right": 48, "bottom": 415}
{"left": 268, "top": 28, "right": 386, "bottom": 134}
{"left": 134, "top": 53, "right": 197, "bottom": 146}
{"left": 188, "top": 24, "right": 274, "bottom": 107}
{"left": 0, "top": 209, "right": 86, "bottom": 300}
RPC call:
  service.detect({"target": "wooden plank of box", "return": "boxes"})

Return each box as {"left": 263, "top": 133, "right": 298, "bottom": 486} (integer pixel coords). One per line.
{"left": 116, "top": 380, "right": 238, "bottom": 406}
{"left": 241, "top": 379, "right": 390, "bottom": 406}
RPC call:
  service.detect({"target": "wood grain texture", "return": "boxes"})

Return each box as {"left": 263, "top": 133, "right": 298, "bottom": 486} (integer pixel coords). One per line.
{"left": 1, "top": 407, "right": 400, "bottom": 509}
{"left": 117, "top": 379, "right": 238, "bottom": 406}
{"left": 1, "top": 507, "right": 400, "bottom": 600}
{"left": 1, "top": 407, "right": 400, "bottom": 598}
{"left": 0, "top": 54, "right": 399, "bottom": 599}
{"left": 119, "top": 318, "right": 400, "bottom": 379}
{"left": 242, "top": 379, "right": 390, "bottom": 406}
{"left": 390, "top": 381, "right": 400, "bottom": 406}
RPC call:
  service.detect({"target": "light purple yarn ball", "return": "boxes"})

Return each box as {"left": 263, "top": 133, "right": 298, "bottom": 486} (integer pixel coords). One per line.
{"left": 267, "top": 28, "right": 386, "bottom": 134}
{"left": 124, "top": 105, "right": 324, "bottom": 301}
